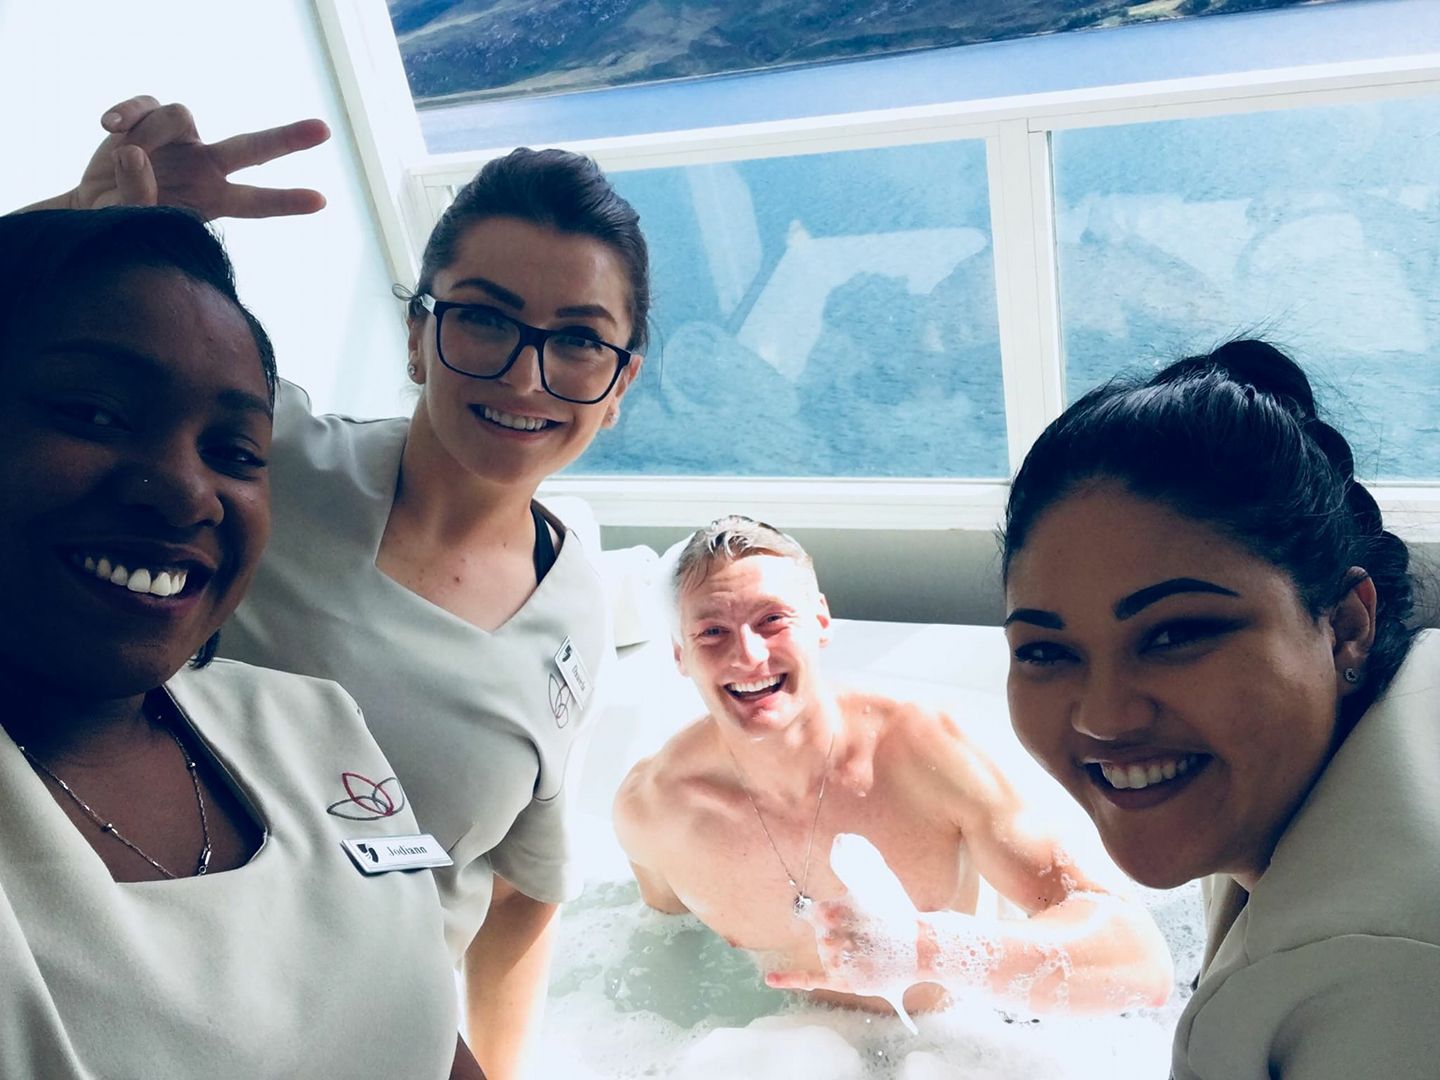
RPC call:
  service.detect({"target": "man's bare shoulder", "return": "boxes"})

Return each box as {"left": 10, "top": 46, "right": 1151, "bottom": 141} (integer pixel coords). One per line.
{"left": 614, "top": 715, "right": 727, "bottom": 836}
{"left": 838, "top": 689, "right": 1013, "bottom": 807}
{"left": 838, "top": 689, "right": 975, "bottom": 755}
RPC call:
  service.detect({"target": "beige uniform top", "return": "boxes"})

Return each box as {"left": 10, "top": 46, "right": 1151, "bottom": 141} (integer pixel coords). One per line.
{"left": 0, "top": 660, "right": 457, "bottom": 1080}
{"left": 1172, "top": 630, "right": 1440, "bottom": 1079}
{"left": 221, "top": 382, "right": 611, "bottom": 957}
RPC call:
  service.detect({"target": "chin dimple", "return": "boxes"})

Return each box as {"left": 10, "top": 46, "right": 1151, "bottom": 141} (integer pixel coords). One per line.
{"left": 73, "top": 553, "right": 188, "bottom": 598}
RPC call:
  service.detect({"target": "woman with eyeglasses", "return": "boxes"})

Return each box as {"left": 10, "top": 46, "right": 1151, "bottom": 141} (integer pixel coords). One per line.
{"left": 29, "top": 96, "right": 647, "bottom": 1079}
{"left": 999, "top": 340, "right": 1440, "bottom": 1077}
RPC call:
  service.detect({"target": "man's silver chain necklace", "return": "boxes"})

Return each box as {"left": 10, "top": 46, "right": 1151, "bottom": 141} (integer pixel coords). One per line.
{"left": 727, "top": 731, "right": 836, "bottom": 917}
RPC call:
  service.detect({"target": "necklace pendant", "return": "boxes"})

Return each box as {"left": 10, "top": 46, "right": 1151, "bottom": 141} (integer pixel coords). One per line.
{"left": 793, "top": 893, "right": 813, "bottom": 917}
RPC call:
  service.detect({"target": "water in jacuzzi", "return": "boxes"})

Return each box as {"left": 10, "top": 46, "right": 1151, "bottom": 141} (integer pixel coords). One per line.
{"left": 530, "top": 624, "right": 1206, "bottom": 1079}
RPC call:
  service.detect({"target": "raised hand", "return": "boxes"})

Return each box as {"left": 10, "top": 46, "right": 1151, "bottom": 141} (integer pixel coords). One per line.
{"left": 67, "top": 96, "right": 331, "bottom": 219}
{"left": 764, "top": 833, "right": 923, "bottom": 1032}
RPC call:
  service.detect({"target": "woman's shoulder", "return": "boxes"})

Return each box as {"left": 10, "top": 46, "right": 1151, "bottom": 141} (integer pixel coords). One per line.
{"left": 165, "top": 659, "right": 418, "bottom": 826}
{"left": 166, "top": 658, "right": 370, "bottom": 755}
{"left": 1242, "top": 630, "right": 1440, "bottom": 951}
{"left": 271, "top": 379, "right": 409, "bottom": 483}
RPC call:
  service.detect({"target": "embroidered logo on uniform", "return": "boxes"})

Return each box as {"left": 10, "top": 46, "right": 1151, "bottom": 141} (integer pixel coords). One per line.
{"left": 549, "top": 671, "right": 575, "bottom": 729}
{"left": 326, "top": 771, "right": 407, "bottom": 820}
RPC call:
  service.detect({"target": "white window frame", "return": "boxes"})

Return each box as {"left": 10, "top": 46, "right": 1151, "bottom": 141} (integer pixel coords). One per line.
{"left": 314, "top": 2, "right": 1440, "bottom": 537}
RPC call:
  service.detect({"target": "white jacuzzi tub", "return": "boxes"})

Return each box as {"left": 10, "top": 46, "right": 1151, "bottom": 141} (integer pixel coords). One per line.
{"left": 529, "top": 619, "right": 1204, "bottom": 1079}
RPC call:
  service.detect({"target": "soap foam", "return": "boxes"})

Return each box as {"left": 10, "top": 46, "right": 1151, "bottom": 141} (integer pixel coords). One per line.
{"left": 531, "top": 864, "right": 1201, "bottom": 1079}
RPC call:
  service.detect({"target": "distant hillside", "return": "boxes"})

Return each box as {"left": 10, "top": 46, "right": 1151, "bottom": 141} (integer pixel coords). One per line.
{"left": 388, "top": 0, "right": 1335, "bottom": 105}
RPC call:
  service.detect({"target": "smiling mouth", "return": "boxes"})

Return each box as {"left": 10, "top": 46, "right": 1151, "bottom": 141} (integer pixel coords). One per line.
{"left": 725, "top": 675, "right": 786, "bottom": 702}
{"left": 472, "top": 404, "right": 560, "bottom": 433}
{"left": 1086, "top": 753, "right": 1210, "bottom": 792}
{"left": 67, "top": 552, "right": 204, "bottom": 600}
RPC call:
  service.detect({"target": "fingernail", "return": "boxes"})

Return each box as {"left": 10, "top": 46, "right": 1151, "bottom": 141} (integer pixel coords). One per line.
{"left": 102, "top": 111, "right": 122, "bottom": 128}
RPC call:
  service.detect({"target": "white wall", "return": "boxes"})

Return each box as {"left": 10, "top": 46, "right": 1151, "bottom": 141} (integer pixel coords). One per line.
{"left": 0, "top": 0, "right": 411, "bottom": 419}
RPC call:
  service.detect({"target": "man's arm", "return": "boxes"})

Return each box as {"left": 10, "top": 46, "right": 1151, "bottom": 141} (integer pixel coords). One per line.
{"left": 461, "top": 876, "right": 558, "bottom": 1080}
{"left": 934, "top": 721, "right": 1173, "bottom": 1011}
{"left": 613, "top": 758, "right": 690, "bottom": 914}
{"left": 16, "top": 95, "right": 328, "bottom": 218}
{"left": 770, "top": 710, "right": 1171, "bottom": 1013}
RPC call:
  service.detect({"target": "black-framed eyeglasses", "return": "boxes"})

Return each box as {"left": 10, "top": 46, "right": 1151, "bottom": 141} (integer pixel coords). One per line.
{"left": 418, "top": 294, "right": 634, "bottom": 405}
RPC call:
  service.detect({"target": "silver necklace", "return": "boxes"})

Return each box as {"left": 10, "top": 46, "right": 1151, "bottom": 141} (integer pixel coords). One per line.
{"left": 727, "top": 731, "right": 836, "bottom": 917}
{"left": 19, "top": 718, "right": 212, "bottom": 880}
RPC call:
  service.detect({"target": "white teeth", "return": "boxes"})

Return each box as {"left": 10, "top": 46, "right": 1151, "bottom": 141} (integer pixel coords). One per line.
{"left": 483, "top": 406, "right": 550, "bottom": 432}
{"left": 1098, "top": 755, "right": 1201, "bottom": 791}
{"left": 75, "top": 554, "right": 190, "bottom": 598}
{"left": 728, "top": 677, "right": 782, "bottom": 694}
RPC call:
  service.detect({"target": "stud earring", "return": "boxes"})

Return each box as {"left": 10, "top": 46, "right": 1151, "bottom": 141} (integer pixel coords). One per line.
{"left": 407, "top": 362, "right": 419, "bottom": 378}
{"left": 1343, "top": 668, "right": 1361, "bottom": 684}
{"left": 604, "top": 407, "right": 619, "bottom": 427}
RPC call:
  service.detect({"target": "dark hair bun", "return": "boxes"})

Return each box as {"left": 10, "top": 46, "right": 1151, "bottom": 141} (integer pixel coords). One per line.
{"left": 1155, "top": 339, "right": 1318, "bottom": 420}
{"left": 1004, "top": 336, "right": 1418, "bottom": 727}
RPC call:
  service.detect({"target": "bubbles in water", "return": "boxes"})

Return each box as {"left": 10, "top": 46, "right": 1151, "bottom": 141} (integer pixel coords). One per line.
{"left": 532, "top": 873, "right": 1203, "bottom": 1079}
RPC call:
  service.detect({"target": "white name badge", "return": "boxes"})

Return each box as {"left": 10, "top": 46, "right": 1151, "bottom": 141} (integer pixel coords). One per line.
{"left": 553, "top": 636, "right": 593, "bottom": 707}
{"left": 341, "top": 834, "right": 453, "bottom": 875}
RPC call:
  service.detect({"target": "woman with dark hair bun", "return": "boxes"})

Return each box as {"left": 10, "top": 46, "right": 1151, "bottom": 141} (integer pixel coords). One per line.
{"left": 32, "top": 95, "right": 651, "bottom": 1076}
{"left": 0, "top": 207, "right": 481, "bottom": 1078}
{"left": 1000, "top": 339, "right": 1439, "bottom": 1077}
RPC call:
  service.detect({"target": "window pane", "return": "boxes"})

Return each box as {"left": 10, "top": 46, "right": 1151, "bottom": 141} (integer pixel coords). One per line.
{"left": 573, "top": 140, "right": 1007, "bottom": 478}
{"left": 1054, "top": 96, "right": 1440, "bottom": 480}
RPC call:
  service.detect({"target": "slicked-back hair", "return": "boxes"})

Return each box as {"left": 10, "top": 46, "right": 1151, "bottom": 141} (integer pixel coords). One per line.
{"left": 408, "top": 147, "right": 650, "bottom": 353}
{"left": 670, "top": 515, "right": 817, "bottom": 626}
{"left": 1002, "top": 339, "right": 1417, "bottom": 728}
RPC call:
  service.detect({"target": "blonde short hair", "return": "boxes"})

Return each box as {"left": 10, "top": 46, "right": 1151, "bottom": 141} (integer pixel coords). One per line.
{"left": 670, "top": 516, "right": 816, "bottom": 625}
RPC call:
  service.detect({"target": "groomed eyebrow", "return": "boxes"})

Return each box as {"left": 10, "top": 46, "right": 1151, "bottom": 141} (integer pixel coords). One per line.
{"left": 1114, "top": 578, "right": 1240, "bottom": 621}
{"left": 41, "top": 342, "right": 273, "bottom": 419}
{"left": 218, "top": 388, "right": 274, "bottom": 420}
{"left": 554, "top": 303, "right": 617, "bottom": 324}
{"left": 1003, "top": 609, "right": 1064, "bottom": 630}
{"left": 449, "top": 277, "right": 525, "bottom": 310}
{"left": 1005, "top": 577, "right": 1240, "bottom": 629}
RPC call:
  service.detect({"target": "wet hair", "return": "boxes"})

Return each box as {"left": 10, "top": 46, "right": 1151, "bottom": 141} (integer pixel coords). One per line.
{"left": 670, "top": 516, "right": 816, "bottom": 624}
{"left": 0, "top": 207, "right": 277, "bottom": 403}
{"left": 0, "top": 207, "right": 277, "bottom": 666}
{"left": 1002, "top": 339, "right": 1416, "bottom": 727}
{"left": 407, "top": 148, "right": 651, "bottom": 353}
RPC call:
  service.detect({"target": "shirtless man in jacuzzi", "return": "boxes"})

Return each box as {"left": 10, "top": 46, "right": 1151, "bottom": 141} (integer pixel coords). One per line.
{"left": 614, "top": 516, "right": 1173, "bottom": 1018}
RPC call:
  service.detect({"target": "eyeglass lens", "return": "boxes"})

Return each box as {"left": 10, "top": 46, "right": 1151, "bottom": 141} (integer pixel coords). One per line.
{"left": 441, "top": 307, "right": 620, "bottom": 402}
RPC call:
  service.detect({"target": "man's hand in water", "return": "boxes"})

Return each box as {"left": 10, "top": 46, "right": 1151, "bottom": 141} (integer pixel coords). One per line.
{"left": 765, "top": 833, "right": 953, "bottom": 1032}
{"left": 53, "top": 96, "right": 329, "bottom": 219}
{"left": 764, "top": 890, "right": 929, "bottom": 997}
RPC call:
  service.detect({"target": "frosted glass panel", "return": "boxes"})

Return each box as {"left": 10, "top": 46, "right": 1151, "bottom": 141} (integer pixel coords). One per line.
{"left": 1054, "top": 96, "right": 1440, "bottom": 479}
{"left": 574, "top": 141, "right": 1005, "bottom": 478}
